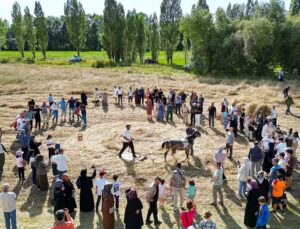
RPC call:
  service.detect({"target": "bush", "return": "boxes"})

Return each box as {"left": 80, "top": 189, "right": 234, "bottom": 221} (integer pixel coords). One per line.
{"left": 91, "top": 60, "right": 117, "bottom": 68}
{"left": 0, "top": 58, "right": 9, "bottom": 64}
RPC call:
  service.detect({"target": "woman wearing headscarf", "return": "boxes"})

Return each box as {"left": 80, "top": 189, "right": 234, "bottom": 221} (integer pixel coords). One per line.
{"left": 134, "top": 88, "right": 141, "bottom": 105}
{"left": 29, "top": 134, "right": 41, "bottom": 157}
{"left": 35, "top": 154, "right": 49, "bottom": 190}
{"left": 157, "top": 101, "right": 164, "bottom": 121}
{"left": 244, "top": 180, "right": 260, "bottom": 228}
{"left": 237, "top": 157, "right": 250, "bottom": 198}
{"left": 256, "top": 171, "right": 269, "bottom": 202}
{"left": 76, "top": 167, "right": 96, "bottom": 212}
{"left": 62, "top": 173, "right": 77, "bottom": 214}
{"left": 146, "top": 100, "right": 153, "bottom": 121}
{"left": 102, "top": 183, "right": 115, "bottom": 229}
{"left": 124, "top": 188, "right": 144, "bottom": 229}
{"left": 53, "top": 177, "right": 66, "bottom": 213}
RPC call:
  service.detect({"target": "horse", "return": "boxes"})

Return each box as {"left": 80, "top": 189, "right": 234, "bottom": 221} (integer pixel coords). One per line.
{"left": 161, "top": 130, "right": 201, "bottom": 162}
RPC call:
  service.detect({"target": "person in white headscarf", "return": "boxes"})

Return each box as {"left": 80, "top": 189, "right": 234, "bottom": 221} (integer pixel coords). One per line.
{"left": 256, "top": 171, "right": 269, "bottom": 202}
{"left": 237, "top": 157, "right": 250, "bottom": 197}
{"left": 214, "top": 147, "right": 227, "bottom": 181}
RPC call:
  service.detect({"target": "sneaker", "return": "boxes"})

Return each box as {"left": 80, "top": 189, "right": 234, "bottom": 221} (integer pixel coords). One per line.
{"left": 154, "top": 221, "right": 162, "bottom": 225}
{"left": 146, "top": 220, "right": 153, "bottom": 225}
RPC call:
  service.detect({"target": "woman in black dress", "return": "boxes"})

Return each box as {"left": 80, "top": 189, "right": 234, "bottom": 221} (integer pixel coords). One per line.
{"left": 244, "top": 180, "right": 261, "bottom": 228}
{"left": 256, "top": 171, "right": 269, "bottom": 202}
{"left": 62, "top": 174, "right": 77, "bottom": 214}
{"left": 124, "top": 188, "right": 143, "bottom": 229}
{"left": 76, "top": 168, "right": 96, "bottom": 212}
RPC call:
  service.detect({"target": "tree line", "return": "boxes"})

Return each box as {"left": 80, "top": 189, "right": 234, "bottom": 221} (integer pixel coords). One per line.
{"left": 1, "top": 0, "right": 300, "bottom": 74}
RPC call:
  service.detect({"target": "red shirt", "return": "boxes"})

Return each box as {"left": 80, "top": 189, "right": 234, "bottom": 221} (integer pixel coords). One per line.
{"left": 180, "top": 208, "right": 196, "bottom": 228}
{"left": 50, "top": 212, "right": 74, "bottom": 229}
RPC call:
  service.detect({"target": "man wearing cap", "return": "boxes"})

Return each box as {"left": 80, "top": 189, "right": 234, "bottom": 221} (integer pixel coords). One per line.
{"left": 117, "top": 125, "right": 137, "bottom": 159}
{"left": 145, "top": 177, "right": 162, "bottom": 225}
{"left": 0, "top": 183, "right": 17, "bottom": 229}
{"left": 51, "top": 209, "right": 74, "bottom": 229}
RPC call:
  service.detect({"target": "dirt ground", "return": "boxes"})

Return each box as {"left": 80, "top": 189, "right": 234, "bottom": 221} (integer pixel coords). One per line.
{"left": 0, "top": 64, "right": 299, "bottom": 229}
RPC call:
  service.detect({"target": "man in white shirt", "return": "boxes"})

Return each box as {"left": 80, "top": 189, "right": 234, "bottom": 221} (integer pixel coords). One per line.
{"left": 128, "top": 87, "right": 133, "bottom": 105}
{"left": 275, "top": 137, "right": 287, "bottom": 155}
{"left": 117, "top": 125, "right": 137, "bottom": 159}
{"left": 95, "top": 171, "right": 107, "bottom": 211}
{"left": 117, "top": 86, "right": 123, "bottom": 106}
{"left": 271, "top": 106, "right": 278, "bottom": 127}
{"left": 0, "top": 183, "right": 17, "bottom": 229}
{"left": 50, "top": 102, "right": 59, "bottom": 123}
{"left": 51, "top": 149, "right": 68, "bottom": 178}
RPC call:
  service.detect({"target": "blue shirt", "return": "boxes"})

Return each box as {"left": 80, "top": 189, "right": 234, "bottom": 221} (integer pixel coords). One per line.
{"left": 188, "top": 185, "right": 196, "bottom": 197}
{"left": 256, "top": 204, "right": 270, "bottom": 226}
{"left": 269, "top": 164, "right": 281, "bottom": 180}
{"left": 48, "top": 96, "right": 54, "bottom": 103}
{"left": 18, "top": 134, "right": 30, "bottom": 148}
{"left": 59, "top": 100, "right": 67, "bottom": 110}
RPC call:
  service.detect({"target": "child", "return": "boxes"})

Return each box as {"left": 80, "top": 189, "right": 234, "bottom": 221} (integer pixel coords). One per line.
{"left": 256, "top": 196, "right": 270, "bottom": 229}
{"left": 47, "top": 135, "right": 55, "bottom": 161}
{"left": 159, "top": 179, "right": 167, "bottom": 207}
{"left": 278, "top": 152, "right": 286, "bottom": 170}
{"left": 16, "top": 150, "right": 25, "bottom": 180}
{"left": 95, "top": 171, "right": 107, "bottom": 212}
{"left": 29, "top": 152, "right": 36, "bottom": 185}
{"left": 187, "top": 180, "right": 196, "bottom": 200}
{"left": 111, "top": 175, "right": 121, "bottom": 210}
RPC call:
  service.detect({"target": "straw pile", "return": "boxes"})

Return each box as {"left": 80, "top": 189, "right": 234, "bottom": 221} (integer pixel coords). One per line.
{"left": 247, "top": 103, "right": 271, "bottom": 117}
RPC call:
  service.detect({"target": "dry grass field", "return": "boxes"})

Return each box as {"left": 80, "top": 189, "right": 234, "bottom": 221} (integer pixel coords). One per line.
{"left": 0, "top": 64, "right": 299, "bottom": 229}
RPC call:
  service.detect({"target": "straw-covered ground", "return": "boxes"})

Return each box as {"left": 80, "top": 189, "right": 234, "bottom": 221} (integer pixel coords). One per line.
{"left": 0, "top": 64, "right": 299, "bottom": 229}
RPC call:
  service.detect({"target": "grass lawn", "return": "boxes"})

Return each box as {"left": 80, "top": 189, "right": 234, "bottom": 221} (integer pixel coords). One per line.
{"left": 0, "top": 64, "right": 299, "bottom": 229}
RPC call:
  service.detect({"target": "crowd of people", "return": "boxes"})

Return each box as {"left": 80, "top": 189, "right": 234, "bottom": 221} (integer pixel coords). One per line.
{"left": 0, "top": 84, "right": 299, "bottom": 229}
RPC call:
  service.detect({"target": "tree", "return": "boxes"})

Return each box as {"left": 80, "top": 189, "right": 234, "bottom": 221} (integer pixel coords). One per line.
{"left": 24, "top": 7, "right": 36, "bottom": 58}
{"left": 125, "top": 10, "right": 138, "bottom": 63}
{"left": 149, "top": 13, "right": 160, "bottom": 61}
{"left": 136, "top": 13, "right": 146, "bottom": 63}
{"left": 64, "top": 0, "right": 86, "bottom": 56}
{"left": 11, "top": 2, "right": 25, "bottom": 57}
{"left": 85, "top": 14, "right": 102, "bottom": 51}
{"left": 290, "top": 0, "right": 300, "bottom": 15}
{"left": 34, "top": 1, "right": 48, "bottom": 59}
{"left": 102, "top": 0, "right": 125, "bottom": 62}
{"left": 0, "top": 19, "right": 8, "bottom": 49}
{"left": 243, "top": 18, "right": 274, "bottom": 74}
{"left": 160, "top": 0, "right": 182, "bottom": 64}
{"left": 245, "top": 0, "right": 255, "bottom": 18}
{"left": 195, "top": 0, "right": 209, "bottom": 10}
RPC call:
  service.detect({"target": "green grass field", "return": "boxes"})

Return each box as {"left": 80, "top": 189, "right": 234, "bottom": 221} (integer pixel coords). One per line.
{"left": 0, "top": 50, "right": 187, "bottom": 66}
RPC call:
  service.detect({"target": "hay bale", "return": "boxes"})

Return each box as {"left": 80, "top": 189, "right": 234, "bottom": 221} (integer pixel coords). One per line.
{"left": 247, "top": 103, "right": 258, "bottom": 115}
{"left": 253, "top": 104, "right": 272, "bottom": 117}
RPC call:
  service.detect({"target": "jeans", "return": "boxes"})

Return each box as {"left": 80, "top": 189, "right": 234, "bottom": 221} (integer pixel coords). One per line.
{"left": 166, "top": 111, "right": 173, "bottom": 122}
{"left": 286, "top": 105, "right": 291, "bottom": 114}
{"left": 53, "top": 110, "right": 58, "bottom": 122}
{"left": 82, "top": 113, "right": 87, "bottom": 125}
{"left": 172, "top": 187, "right": 184, "bottom": 208}
{"left": 238, "top": 181, "right": 247, "bottom": 196}
{"left": 250, "top": 160, "right": 261, "bottom": 177}
{"left": 175, "top": 104, "right": 181, "bottom": 115}
{"left": 69, "top": 108, "right": 75, "bottom": 120}
{"left": 146, "top": 202, "right": 158, "bottom": 222}
{"left": 4, "top": 209, "right": 17, "bottom": 229}
{"left": 61, "top": 109, "right": 66, "bottom": 120}
{"left": 212, "top": 184, "right": 223, "bottom": 203}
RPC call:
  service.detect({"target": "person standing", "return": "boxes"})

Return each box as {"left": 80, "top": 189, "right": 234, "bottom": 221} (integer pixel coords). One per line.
{"left": 226, "top": 128, "right": 235, "bottom": 158}
{"left": 76, "top": 167, "right": 97, "bottom": 212}
{"left": 237, "top": 157, "right": 250, "bottom": 198}
{"left": 51, "top": 149, "right": 68, "bottom": 178}
{"left": 124, "top": 189, "right": 143, "bottom": 229}
{"left": 117, "top": 86, "right": 123, "bottom": 106}
{"left": 102, "top": 184, "right": 115, "bottom": 229}
{"left": 18, "top": 129, "right": 30, "bottom": 162}
{"left": 145, "top": 177, "right": 162, "bottom": 225}
{"left": 117, "top": 125, "right": 137, "bottom": 159}
{"left": 16, "top": 150, "right": 25, "bottom": 180}
{"left": 48, "top": 93, "right": 54, "bottom": 116}
{"left": 256, "top": 196, "right": 270, "bottom": 229}
{"left": 285, "top": 95, "right": 294, "bottom": 115}
{"left": 256, "top": 171, "right": 270, "bottom": 202}
{"left": 95, "top": 171, "right": 107, "bottom": 212}
{"left": 170, "top": 163, "right": 186, "bottom": 211}
{"left": 271, "top": 106, "right": 278, "bottom": 127}
{"left": 282, "top": 86, "right": 290, "bottom": 98}
{"left": 128, "top": 87, "right": 133, "bottom": 105}
{"left": 111, "top": 175, "right": 121, "bottom": 211}
{"left": 50, "top": 102, "right": 59, "bottom": 124}
{"left": 285, "top": 148, "right": 295, "bottom": 190}
{"left": 182, "top": 103, "right": 189, "bottom": 124}
{"left": 175, "top": 95, "right": 182, "bottom": 115}
{"left": 40, "top": 102, "right": 49, "bottom": 126}
{"left": 208, "top": 103, "right": 216, "bottom": 128}
{"left": 67, "top": 97, "right": 76, "bottom": 121}
{"left": 34, "top": 105, "right": 41, "bottom": 129}
{"left": 0, "top": 183, "right": 17, "bottom": 229}
{"left": 244, "top": 180, "right": 260, "bottom": 228}
{"left": 157, "top": 101, "right": 164, "bottom": 121}
{"left": 59, "top": 97, "right": 67, "bottom": 122}
{"left": 214, "top": 147, "right": 227, "bottom": 181}
{"left": 248, "top": 142, "right": 263, "bottom": 177}
{"left": 271, "top": 175, "right": 286, "bottom": 213}
{"left": 139, "top": 87, "right": 145, "bottom": 105}
{"left": 166, "top": 102, "right": 174, "bottom": 122}
{"left": 0, "top": 142, "right": 8, "bottom": 174}
{"left": 81, "top": 104, "right": 87, "bottom": 126}
{"left": 146, "top": 100, "right": 153, "bottom": 121}
{"left": 61, "top": 174, "right": 77, "bottom": 214}
{"left": 240, "top": 108, "right": 245, "bottom": 134}
{"left": 81, "top": 91, "right": 88, "bottom": 106}
{"left": 210, "top": 162, "right": 224, "bottom": 206}
{"left": 35, "top": 154, "right": 49, "bottom": 190}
